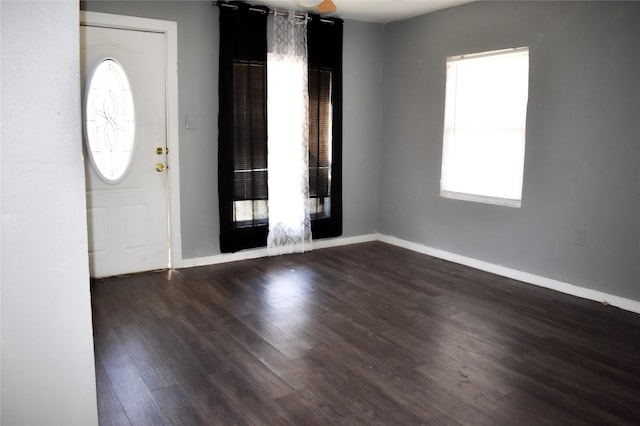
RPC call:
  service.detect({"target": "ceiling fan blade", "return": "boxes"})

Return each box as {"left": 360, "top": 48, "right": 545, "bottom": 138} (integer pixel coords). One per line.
{"left": 316, "top": 0, "right": 336, "bottom": 14}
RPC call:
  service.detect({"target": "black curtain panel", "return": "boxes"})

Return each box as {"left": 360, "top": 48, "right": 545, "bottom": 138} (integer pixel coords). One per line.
{"left": 308, "top": 15, "right": 343, "bottom": 240}
{"left": 218, "top": 2, "right": 269, "bottom": 253}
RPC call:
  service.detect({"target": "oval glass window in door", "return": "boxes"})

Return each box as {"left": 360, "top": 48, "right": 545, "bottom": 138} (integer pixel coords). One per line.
{"left": 85, "top": 59, "right": 136, "bottom": 183}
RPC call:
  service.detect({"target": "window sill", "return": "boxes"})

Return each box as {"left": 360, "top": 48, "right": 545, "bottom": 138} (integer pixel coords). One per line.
{"left": 440, "top": 190, "right": 521, "bottom": 208}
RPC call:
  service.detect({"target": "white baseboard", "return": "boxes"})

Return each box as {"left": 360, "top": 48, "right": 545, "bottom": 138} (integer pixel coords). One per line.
{"left": 312, "top": 233, "right": 378, "bottom": 249}
{"left": 178, "top": 234, "right": 378, "bottom": 269}
{"left": 178, "top": 232, "right": 640, "bottom": 315}
{"left": 179, "top": 247, "right": 270, "bottom": 268}
{"left": 377, "top": 233, "right": 640, "bottom": 315}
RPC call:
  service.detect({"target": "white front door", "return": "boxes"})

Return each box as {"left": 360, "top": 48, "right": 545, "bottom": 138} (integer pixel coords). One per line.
{"left": 81, "top": 23, "right": 169, "bottom": 278}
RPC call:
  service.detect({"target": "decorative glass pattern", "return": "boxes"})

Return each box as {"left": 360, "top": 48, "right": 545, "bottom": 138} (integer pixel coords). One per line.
{"left": 85, "top": 59, "right": 135, "bottom": 183}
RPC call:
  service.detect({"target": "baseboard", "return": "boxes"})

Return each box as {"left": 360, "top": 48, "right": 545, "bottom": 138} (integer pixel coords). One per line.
{"left": 178, "top": 234, "right": 378, "bottom": 269}
{"left": 312, "top": 233, "right": 378, "bottom": 250}
{"left": 179, "top": 247, "right": 270, "bottom": 268}
{"left": 178, "top": 232, "right": 639, "bottom": 315}
{"left": 377, "top": 233, "right": 640, "bottom": 315}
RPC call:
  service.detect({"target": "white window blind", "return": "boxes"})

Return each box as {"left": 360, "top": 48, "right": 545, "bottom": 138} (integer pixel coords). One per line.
{"left": 441, "top": 47, "right": 529, "bottom": 207}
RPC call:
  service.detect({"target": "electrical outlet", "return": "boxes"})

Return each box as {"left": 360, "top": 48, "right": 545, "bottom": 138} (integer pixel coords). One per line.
{"left": 574, "top": 229, "right": 586, "bottom": 246}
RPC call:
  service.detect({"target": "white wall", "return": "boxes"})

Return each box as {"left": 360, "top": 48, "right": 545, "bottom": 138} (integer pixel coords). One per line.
{"left": 1, "top": 1, "right": 99, "bottom": 424}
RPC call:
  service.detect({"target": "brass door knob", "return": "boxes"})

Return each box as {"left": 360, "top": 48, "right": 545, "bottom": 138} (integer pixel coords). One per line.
{"left": 155, "top": 163, "right": 165, "bottom": 172}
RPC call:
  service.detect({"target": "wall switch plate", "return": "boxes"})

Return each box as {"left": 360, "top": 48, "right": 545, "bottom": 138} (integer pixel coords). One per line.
{"left": 185, "top": 115, "right": 196, "bottom": 129}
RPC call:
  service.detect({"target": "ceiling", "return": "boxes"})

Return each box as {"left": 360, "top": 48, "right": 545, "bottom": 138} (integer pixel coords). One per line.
{"left": 246, "top": 0, "right": 475, "bottom": 24}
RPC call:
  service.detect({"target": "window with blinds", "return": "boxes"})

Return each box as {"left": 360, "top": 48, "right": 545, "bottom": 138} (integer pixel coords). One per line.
{"left": 441, "top": 47, "right": 529, "bottom": 208}
{"left": 218, "top": 3, "right": 342, "bottom": 253}
{"left": 232, "top": 65, "right": 333, "bottom": 225}
{"left": 308, "top": 67, "right": 332, "bottom": 220}
{"left": 232, "top": 61, "right": 268, "bottom": 226}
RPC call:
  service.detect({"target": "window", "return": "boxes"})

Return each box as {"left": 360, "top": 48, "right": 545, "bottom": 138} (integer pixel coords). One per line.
{"left": 85, "top": 58, "right": 136, "bottom": 183}
{"left": 308, "top": 67, "right": 333, "bottom": 220}
{"left": 218, "top": 4, "right": 342, "bottom": 253}
{"left": 441, "top": 47, "right": 529, "bottom": 207}
{"left": 232, "top": 60, "right": 268, "bottom": 226}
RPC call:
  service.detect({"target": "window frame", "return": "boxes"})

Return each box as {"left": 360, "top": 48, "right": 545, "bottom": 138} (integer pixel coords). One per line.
{"left": 440, "top": 46, "right": 529, "bottom": 208}
{"left": 84, "top": 57, "right": 136, "bottom": 184}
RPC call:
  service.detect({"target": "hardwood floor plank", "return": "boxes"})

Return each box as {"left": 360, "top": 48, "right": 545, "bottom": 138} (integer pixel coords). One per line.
{"left": 91, "top": 242, "right": 640, "bottom": 425}
{"left": 273, "top": 391, "right": 336, "bottom": 425}
{"left": 168, "top": 370, "right": 248, "bottom": 425}
{"left": 303, "top": 343, "right": 438, "bottom": 425}
{"left": 498, "top": 389, "right": 591, "bottom": 426}
{"left": 207, "top": 368, "right": 294, "bottom": 426}
{"left": 151, "top": 384, "right": 208, "bottom": 426}
{"left": 94, "top": 352, "right": 131, "bottom": 426}
{"left": 219, "top": 316, "right": 309, "bottom": 390}
{"left": 115, "top": 323, "right": 179, "bottom": 390}
{"left": 202, "top": 328, "right": 295, "bottom": 400}
{"left": 516, "top": 351, "right": 640, "bottom": 424}
{"left": 111, "top": 376, "right": 170, "bottom": 426}
{"left": 94, "top": 328, "right": 142, "bottom": 387}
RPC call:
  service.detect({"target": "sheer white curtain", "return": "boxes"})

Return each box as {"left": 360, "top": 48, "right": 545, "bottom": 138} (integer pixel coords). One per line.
{"left": 267, "top": 11, "right": 312, "bottom": 255}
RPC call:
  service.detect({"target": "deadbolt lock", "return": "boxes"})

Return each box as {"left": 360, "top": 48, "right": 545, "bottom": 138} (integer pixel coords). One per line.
{"left": 156, "top": 147, "right": 165, "bottom": 155}
{"left": 155, "top": 163, "right": 166, "bottom": 172}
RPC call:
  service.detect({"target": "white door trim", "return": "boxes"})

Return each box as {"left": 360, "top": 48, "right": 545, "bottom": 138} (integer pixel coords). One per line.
{"left": 80, "top": 11, "right": 183, "bottom": 269}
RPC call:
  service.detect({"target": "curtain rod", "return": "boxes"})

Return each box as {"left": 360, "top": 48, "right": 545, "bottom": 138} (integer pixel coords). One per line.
{"left": 213, "top": 1, "right": 336, "bottom": 24}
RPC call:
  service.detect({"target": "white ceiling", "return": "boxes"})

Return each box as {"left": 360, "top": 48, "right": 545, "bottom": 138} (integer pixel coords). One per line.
{"left": 246, "top": 0, "right": 475, "bottom": 24}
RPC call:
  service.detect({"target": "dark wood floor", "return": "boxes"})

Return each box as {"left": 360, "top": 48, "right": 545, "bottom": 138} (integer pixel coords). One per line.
{"left": 91, "top": 242, "right": 640, "bottom": 425}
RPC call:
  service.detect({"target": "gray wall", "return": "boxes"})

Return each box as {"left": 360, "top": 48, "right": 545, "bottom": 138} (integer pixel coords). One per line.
{"left": 81, "top": 1, "right": 640, "bottom": 303}
{"left": 1, "top": 1, "right": 98, "bottom": 424}
{"left": 380, "top": 1, "right": 640, "bottom": 301}
{"left": 343, "top": 20, "right": 384, "bottom": 237}
{"left": 81, "top": 1, "right": 384, "bottom": 258}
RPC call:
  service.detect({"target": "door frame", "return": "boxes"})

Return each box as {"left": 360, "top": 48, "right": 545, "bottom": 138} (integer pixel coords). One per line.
{"left": 80, "top": 11, "right": 183, "bottom": 269}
